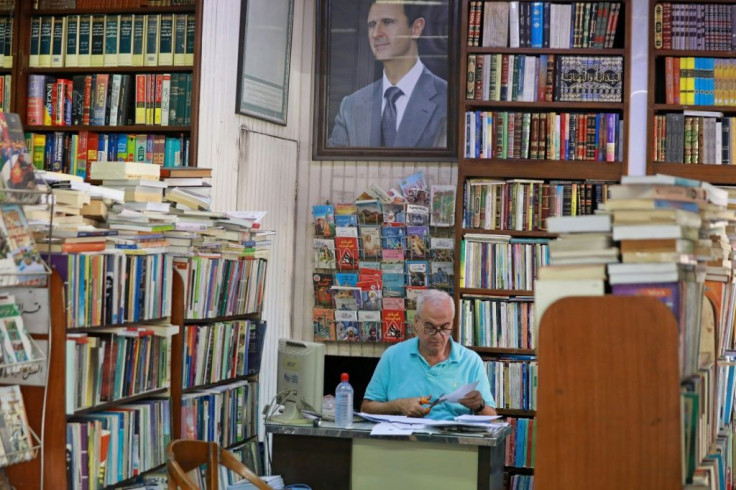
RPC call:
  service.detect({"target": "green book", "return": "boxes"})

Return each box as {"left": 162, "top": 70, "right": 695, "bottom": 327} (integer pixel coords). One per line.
{"left": 77, "top": 14, "right": 91, "bottom": 67}
{"left": 158, "top": 13, "right": 173, "bottom": 66}
{"left": 65, "top": 15, "right": 78, "bottom": 67}
{"left": 104, "top": 14, "right": 119, "bottom": 67}
{"left": 173, "top": 13, "right": 186, "bottom": 66}
{"left": 118, "top": 14, "right": 133, "bottom": 66}
{"left": 50, "top": 16, "right": 65, "bottom": 67}
{"left": 184, "top": 73, "right": 191, "bottom": 126}
{"left": 132, "top": 14, "right": 144, "bottom": 66}
{"left": 2, "top": 13, "right": 11, "bottom": 69}
{"left": 144, "top": 14, "right": 159, "bottom": 67}
{"left": 39, "top": 17, "right": 53, "bottom": 67}
{"left": 90, "top": 14, "right": 105, "bottom": 67}
{"left": 29, "top": 17, "right": 41, "bottom": 67}
{"left": 185, "top": 13, "right": 194, "bottom": 65}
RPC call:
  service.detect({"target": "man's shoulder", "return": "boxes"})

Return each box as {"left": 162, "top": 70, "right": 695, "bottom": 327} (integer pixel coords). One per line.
{"left": 420, "top": 67, "right": 448, "bottom": 92}
{"left": 451, "top": 341, "right": 483, "bottom": 364}
{"left": 383, "top": 337, "right": 418, "bottom": 358}
{"left": 341, "top": 79, "right": 382, "bottom": 106}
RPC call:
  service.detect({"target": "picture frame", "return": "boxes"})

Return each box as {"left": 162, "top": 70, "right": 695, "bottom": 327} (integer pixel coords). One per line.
{"left": 236, "top": 0, "right": 294, "bottom": 125}
{"left": 313, "top": 0, "right": 459, "bottom": 161}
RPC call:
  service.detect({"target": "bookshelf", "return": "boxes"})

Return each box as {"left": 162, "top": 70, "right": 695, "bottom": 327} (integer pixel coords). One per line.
{"left": 11, "top": 0, "right": 203, "bottom": 173}
{"left": 646, "top": 0, "right": 736, "bottom": 184}
{"left": 170, "top": 255, "right": 267, "bottom": 475}
{"left": 454, "top": 0, "right": 632, "bottom": 483}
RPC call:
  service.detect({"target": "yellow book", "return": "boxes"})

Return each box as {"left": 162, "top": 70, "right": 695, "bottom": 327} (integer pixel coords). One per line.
{"left": 685, "top": 57, "right": 695, "bottom": 105}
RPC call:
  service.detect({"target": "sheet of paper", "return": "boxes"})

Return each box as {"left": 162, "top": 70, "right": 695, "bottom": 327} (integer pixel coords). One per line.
{"left": 440, "top": 381, "right": 479, "bottom": 403}
{"left": 454, "top": 414, "right": 502, "bottom": 423}
{"left": 370, "top": 422, "right": 416, "bottom": 436}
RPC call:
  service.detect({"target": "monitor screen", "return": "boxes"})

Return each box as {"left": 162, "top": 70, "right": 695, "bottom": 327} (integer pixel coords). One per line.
{"left": 276, "top": 339, "right": 325, "bottom": 413}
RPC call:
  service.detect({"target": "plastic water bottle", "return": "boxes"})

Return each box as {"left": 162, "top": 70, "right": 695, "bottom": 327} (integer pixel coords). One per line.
{"left": 335, "top": 372, "right": 354, "bottom": 428}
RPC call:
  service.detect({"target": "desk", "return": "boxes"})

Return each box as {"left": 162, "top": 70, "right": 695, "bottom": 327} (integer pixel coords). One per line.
{"left": 266, "top": 421, "right": 510, "bottom": 490}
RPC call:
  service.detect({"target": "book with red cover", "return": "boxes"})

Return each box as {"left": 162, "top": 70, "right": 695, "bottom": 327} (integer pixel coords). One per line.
{"left": 381, "top": 309, "right": 405, "bottom": 343}
{"left": 335, "top": 236, "right": 358, "bottom": 271}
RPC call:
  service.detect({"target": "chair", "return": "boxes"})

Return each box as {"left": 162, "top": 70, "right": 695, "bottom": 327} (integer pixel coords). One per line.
{"left": 167, "top": 439, "right": 273, "bottom": 490}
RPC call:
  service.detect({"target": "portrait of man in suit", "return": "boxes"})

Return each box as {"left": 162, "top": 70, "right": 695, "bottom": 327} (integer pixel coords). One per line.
{"left": 326, "top": 0, "right": 448, "bottom": 149}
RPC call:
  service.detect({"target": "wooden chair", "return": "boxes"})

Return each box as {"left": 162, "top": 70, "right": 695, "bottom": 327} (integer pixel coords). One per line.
{"left": 166, "top": 439, "right": 273, "bottom": 490}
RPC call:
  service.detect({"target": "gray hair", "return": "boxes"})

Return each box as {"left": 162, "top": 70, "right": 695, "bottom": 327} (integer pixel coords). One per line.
{"left": 416, "top": 289, "right": 455, "bottom": 319}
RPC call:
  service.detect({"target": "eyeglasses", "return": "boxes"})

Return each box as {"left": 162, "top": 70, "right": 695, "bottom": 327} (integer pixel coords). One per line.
{"left": 418, "top": 317, "right": 453, "bottom": 337}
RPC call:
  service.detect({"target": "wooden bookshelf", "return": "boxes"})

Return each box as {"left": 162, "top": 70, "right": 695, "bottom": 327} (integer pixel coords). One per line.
{"left": 454, "top": 0, "right": 632, "bottom": 482}
{"left": 645, "top": 0, "right": 736, "bottom": 183}
{"left": 12, "top": 0, "right": 203, "bottom": 169}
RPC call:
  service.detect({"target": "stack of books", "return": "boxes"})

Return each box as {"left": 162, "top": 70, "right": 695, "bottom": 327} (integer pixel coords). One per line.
{"left": 533, "top": 213, "right": 614, "bottom": 332}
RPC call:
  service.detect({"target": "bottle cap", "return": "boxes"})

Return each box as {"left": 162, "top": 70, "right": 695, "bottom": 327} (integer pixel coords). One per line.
{"left": 340, "top": 373, "right": 349, "bottom": 382}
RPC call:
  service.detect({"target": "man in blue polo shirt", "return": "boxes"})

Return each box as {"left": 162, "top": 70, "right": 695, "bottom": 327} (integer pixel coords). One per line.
{"left": 361, "top": 289, "right": 496, "bottom": 420}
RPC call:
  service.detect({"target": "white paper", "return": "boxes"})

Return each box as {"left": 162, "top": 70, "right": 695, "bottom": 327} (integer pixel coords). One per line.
{"left": 370, "top": 422, "right": 416, "bottom": 436}
{"left": 454, "top": 414, "right": 502, "bottom": 423}
{"left": 440, "top": 381, "right": 479, "bottom": 403}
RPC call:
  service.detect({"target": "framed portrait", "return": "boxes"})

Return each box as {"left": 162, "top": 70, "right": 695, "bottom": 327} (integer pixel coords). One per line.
{"left": 236, "top": 0, "right": 294, "bottom": 125}
{"left": 313, "top": 0, "right": 459, "bottom": 161}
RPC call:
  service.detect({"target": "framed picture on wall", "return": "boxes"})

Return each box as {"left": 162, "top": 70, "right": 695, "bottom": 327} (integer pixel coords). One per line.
{"left": 236, "top": 0, "right": 295, "bottom": 125}
{"left": 313, "top": 0, "right": 459, "bottom": 161}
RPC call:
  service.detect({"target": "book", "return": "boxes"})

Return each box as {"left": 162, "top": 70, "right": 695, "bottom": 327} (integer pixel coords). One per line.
{"left": 313, "top": 238, "right": 335, "bottom": 269}
{"left": 546, "top": 215, "right": 611, "bottom": 233}
{"left": 312, "top": 272, "right": 333, "bottom": 307}
{"left": 335, "top": 237, "right": 359, "bottom": 271}
{"left": 382, "top": 309, "right": 405, "bottom": 343}
{"left": 399, "top": 171, "right": 429, "bottom": 206}
{"left": 358, "top": 310, "right": 382, "bottom": 342}
{"left": 335, "top": 310, "right": 360, "bottom": 342}
{"left": 430, "top": 185, "right": 456, "bottom": 226}
{"left": 405, "top": 226, "right": 430, "bottom": 259}
{"left": 313, "top": 308, "right": 335, "bottom": 341}
{"left": 359, "top": 225, "right": 381, "bottom": 259}
{"left": 312, "top": 204, "right": 335, "bottom": 238}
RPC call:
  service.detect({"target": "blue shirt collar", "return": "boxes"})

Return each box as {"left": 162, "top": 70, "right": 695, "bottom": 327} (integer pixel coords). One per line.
{"left": 409, "top": 337, "right": 460, "bottom": 364}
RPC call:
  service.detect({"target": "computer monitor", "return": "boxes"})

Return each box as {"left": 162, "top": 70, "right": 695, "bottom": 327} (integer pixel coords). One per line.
{"left": 269, "top": 339, "right": 325, "bottom": 424}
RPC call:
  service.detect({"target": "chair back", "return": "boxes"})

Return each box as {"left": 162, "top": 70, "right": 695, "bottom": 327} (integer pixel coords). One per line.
{"left": 167, "top": 439, "right": 272, "bottom": 490}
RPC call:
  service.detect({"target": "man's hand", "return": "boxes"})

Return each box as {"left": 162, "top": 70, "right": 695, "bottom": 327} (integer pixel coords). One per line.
{"left": 458, "top": 390, "right": 485, "bottom": 413}
{"left": 396, "top": 396, "right": 432, "bottom": 417}
{"left": 361, "top": 396, "right": 432, "bottom": 417}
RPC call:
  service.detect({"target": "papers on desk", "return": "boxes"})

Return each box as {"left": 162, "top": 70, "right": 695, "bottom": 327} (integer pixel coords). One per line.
{"left": 357, "top": 412, "right": 504, "bottom": 436}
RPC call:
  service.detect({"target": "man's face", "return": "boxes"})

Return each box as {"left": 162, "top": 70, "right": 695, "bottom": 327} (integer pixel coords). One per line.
{"left": 367, "top": 3, "right": 423, "bottom": 62}
{"left": 415, "top": 298, "right": 453, "bottom": 357}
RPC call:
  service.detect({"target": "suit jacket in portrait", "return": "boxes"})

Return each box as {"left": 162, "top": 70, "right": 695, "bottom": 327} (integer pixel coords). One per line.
{"left": 327, "top": 66, "right": 447, "bottom": 148}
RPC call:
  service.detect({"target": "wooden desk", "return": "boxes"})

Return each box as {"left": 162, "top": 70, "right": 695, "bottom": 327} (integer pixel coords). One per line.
{"left": 266, "top": 421, "right": 510, "bottom": 490}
